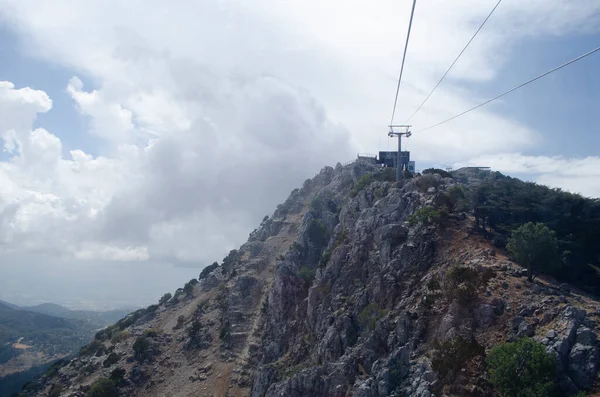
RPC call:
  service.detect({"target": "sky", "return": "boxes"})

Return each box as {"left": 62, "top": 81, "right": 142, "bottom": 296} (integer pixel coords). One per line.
{"left": 0, "top": 0, "right": 599, "bottom": 309}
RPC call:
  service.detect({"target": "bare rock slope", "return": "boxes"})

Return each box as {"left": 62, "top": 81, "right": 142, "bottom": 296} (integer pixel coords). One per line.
{"left": 24, "top": 162, "right": 600, "bottom": 396}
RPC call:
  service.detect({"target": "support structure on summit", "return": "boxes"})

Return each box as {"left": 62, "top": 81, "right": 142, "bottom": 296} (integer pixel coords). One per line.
{"left": 387, "top": 125, "right": 412, "bottom": 182}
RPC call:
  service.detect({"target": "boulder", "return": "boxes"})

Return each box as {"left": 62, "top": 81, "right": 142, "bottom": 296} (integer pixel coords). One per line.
{"left": 475, "top": 304, "right": 495, "bottom": 328}
{"left": 568, "top": 343, "right": 599, "bottom": 389}
{"left": 517, "top": 321, "right": 534, "bottom": 337}
{"left": 378, "top": 224, "right": 409, "bottom": 243}
{"left": 511, "top": 316, "right": 525, "bottom": 330}
{"left": 576, "top": 327, "right": 596, "bottom": 346}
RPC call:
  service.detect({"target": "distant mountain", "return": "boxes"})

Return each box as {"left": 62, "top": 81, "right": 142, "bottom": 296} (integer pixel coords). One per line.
{"left": 0, "top": 300, "right": 131, "bottom": 396}
{"left": 0, "top": 301, "right": 18, "bottom": 310}
{"left": 0, "top": 303, "right": 94, "bottom": 364}
{"left": 0, "top": 300, "right": 131, "bottom": 328}
{"left": 20, "top": 303, "right": 71, "bottom": 317}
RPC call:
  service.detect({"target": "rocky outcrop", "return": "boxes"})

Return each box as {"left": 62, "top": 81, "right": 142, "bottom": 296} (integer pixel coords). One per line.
{"left": 536, "top": 306, "right": 599, "bottom": 394}
{"left": 21, "top": 162, "right": 600, "bottom": 397}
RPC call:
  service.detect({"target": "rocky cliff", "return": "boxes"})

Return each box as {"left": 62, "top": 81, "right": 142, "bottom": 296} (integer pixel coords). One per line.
{"left": 20, "top": 162, "right": 600, "bottom": 396}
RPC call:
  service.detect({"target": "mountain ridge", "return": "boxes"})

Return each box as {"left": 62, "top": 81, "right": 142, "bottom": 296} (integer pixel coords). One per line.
{"left": 17, "top": 162, "right": 600, "bottom": 397}
{"left": 0, "top": 300, "right": 133, "bottom": 325}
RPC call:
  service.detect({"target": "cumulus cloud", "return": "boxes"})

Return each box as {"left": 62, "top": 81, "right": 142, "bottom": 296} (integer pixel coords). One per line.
{"left": 0, "top": 81, "right": 52, "bottom": 152}
{"left": 0, "top": 67, "right": 353, "bottom": 264}
{"left": 0, "top": 0, "right": 599, "bottom": 275}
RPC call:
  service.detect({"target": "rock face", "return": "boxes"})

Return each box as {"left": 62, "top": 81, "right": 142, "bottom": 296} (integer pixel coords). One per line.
{"left": 537, "top": 306, "right": 600, "bottom": 393}
{"left": 22, "top": 162, "right": 600, "bottom": 397}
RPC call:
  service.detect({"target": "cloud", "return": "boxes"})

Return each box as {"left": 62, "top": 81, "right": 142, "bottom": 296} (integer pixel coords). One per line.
{"left": 0, "top": 81, "right": 52, "bottom": 152}
{"left": 0, "top": 68, "right": 353, "bottom": 264}
{"left": 0, "top": 0, "right": 600, "bottom": 274}
{"left": 67, "top": 77, "right": 135, "bottom": 143}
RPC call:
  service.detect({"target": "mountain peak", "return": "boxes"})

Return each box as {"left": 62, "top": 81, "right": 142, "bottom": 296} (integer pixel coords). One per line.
{"left": 20, "top": 162, "right": 600, "bottom": 397}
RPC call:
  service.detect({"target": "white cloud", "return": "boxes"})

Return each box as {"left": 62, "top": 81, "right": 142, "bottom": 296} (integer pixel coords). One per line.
{"left": 0, "top": 81, "right": 52, "bottom": 152}
{"left": 72, "top": 243, "right": 149, "bottom": 262}
{"left": 67, "top": 77, "right": 135, "bottom": 143}
{"left": 0, "top": 71, "right": 353, "bottom": 264}
{"left": 0, "top": 0, "right": 599, "bottom": 276}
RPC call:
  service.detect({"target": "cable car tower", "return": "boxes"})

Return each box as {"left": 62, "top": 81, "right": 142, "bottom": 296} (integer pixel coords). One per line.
{"left": 388, "top": 124, "right": 412, "bottom": 182}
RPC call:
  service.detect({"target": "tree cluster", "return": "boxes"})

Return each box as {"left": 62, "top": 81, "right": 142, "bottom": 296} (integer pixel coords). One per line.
{"left": 467, "top": 172, "right": 600, "bottom": 290}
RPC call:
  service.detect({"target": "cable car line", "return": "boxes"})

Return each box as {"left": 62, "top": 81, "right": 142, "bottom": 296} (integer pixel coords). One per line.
{"left": 405, "top": 0, "right": 503, "bottom": 123}
{"left": 389, "top": 0, "right": 418, "bottom": 125}
{"left": 418, "top": 44, "right": 600, "bottom": 133}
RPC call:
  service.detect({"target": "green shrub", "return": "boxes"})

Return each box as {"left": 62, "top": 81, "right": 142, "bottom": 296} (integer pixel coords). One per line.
{"left": 423, "top": 275, "right": 443, "bottom": 308}
{"left": 188, "top": 320, "right": 202, "bottom": 338}
{"left": 487, "top": 338, "right": 556, "bottom": 397}
{"left": 80, "top": 340, "right": 103, "bottom": 357}
{"left": 310, "top": 196, "right": 324, "bottom": 212}
{"left": 320, "top": 249, "right": 332, "bottom": 267}
{"left": 159, "top": 293, "right": 172, "bottom": 305}
{"left": 82, "top": 363, "right": 97, "bottom": 375}
{"left": 221, "top": 249, "right": 239, "bottom": 273}
{"left": 97, "top": 326, "right": 115, "bottom": 340}
{"left": 350, "top": 174, "right": 375, "bottom": 198}
{"left": 183, "top": 280, "right": 195, "bottom": 295}
{"left": 219, "top": 322, "right": 231, "bottom": 341}
{"left": 146, "top": 304, "right": 159, "bottom": 313}
{"left": 358, "top": 303, "right": 389, "bottom": 331}
{"left": 132, "top": 336, "right": 150, "bottom": 361}
{"left": 143, "top": 328, "right": 160, "bottom": 338}
{"left": 415, "top": 174, "right": 439, "bottom": 192}
{"left": 426, "top": 276, "right": 441, "bottom": 291}
{"left": 377, "top": 167, "right": 397, "bottom": 182}
{"left": 44, "top": 360, "right": 66, "bottom": 378}
{"left": 435, "top": 185, "right": 467, "bottom": 212}
{"left": 307, "top": 219, "right": 329, "bottom": 247}
{"left": 447, "top": 264, "right": 479, "bottom": 284}
{"left": 199, "top": 262, "right": 219, "bottom": 280}
{"left": 95, "top": 344, "right": 107, "bottom": 357}
{"left": 444, "top": 264, "right": 494, "bottom": 305}
{"left": 423, "top": 168, "right": 453, "bottom": 179}
{"left": 110, "top": 330, "right": 130, "bottom": 344}
{"left": 109, "top": 367, "right": 126, "bottom": 384}
{"left": 507, "top": 222, "right": 559, "bottom": 282}
{"left": 174, "top": 315, "right": 185, "bottom": 330}
{"left": 87, "top": 378, "right": 118, "bottom": 397}
{"left": 113, "top": 309, "right": 147, "bottom": 331}
{"left": 432, "top": 336, "right": 484, "bottom": 380}
{"left": 296, "top": 266, "right": 316, "bottom": 286}
{"left": 102, "top": 352, "right": 120, "bottom": 368}
{"left": 408, "top": 206, "right": 444, "bottom": 226}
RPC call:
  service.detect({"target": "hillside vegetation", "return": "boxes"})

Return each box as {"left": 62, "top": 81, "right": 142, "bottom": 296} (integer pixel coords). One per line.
{"left": 456, "top": 168, "right": 600, "bottom": 291}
